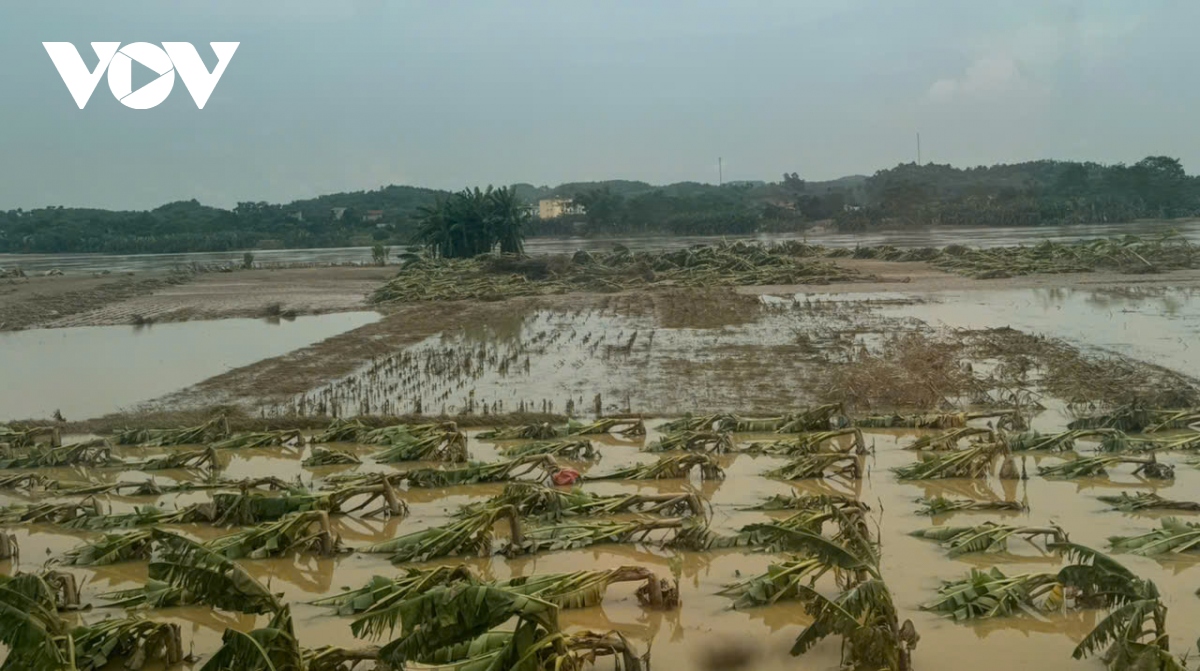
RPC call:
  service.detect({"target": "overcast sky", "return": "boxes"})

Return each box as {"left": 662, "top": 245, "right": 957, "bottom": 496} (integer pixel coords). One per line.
{"left": 1, "top": 1, "right": 1197, "bottom": 210}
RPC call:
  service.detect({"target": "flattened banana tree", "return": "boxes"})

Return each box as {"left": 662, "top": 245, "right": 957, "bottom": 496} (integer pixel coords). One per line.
{"left": 128, "top": 445, "right": 220, "bottom": 471}
{"left": 63, "top": 529, "right": 156, "bottom": 565}
{"left": 0, "top": 570, "right": 81, "bottom": 610}
{"left": 303, "top": 447, "right": 362, "bottom": 467}
{"left": 381, "top": 455, "right": 564, "bottom": 488}
{"left": 905, "top": 427, "right": 994, "bottom": 451}
{"left": 0, "top": 572, "right": 184, "bottom": 671}
{"left": 1098, "top": 491, "right": 1200, "bottom": 513}
{"left": 370, "top": 426, "right": 468, "bottom": 463}
{"left": 1037, "top": 454, "right": 1174, "bottom": 480}
{"left": 910, "top": 522, "right": 1068, "bottom": 558}
{"left": 765, "top": 453, "right": 862, "bottom": 481}
{"left": 113, "top": 416, "right": 229, "bottom": 446}
{"left": 775, "top": 404, "right": 848, "bottom": 433}
{"left": 455, "top": 483, "right": 705, "bottom": 521}
{"left": 718, "top": 557, "right": 833, "bottom": 609}
{"left": 0, "top": 424, "right": 60, "bottom": 449}
{"left": 1067, "top": 406, "right": 1197, "bottom": 433}
{"left": 210, "top": 429, "right": 303, "bottom": 450}
{"left": 893, "top": 441, "right": 1010, "bottom": 480}
{"left": 201, "top": 605, "right": 380, "bottom": 671}
{"left": 740, "top": 428, "right": 866, "bottom": 457}
{"left": 0, "top": 497, "right": 104, "bottom": 525}
{"left": 744, "top": 492, "right": 867, "bottom": 513}
{"left": 0, "top": 473, "right": 51, "bottom": 490}
{"left": 914, "top": 496, "right": 1026, "bottom": 516}
{"left": 587, "top": 453, "right": 725, "bottom": 481}
{"left": 0, "top": 441, "right": 115, "bottom": 468}
{"left": 205, "top": 510, "right": 344, "bottom": 559}
{"left": 921, "top": 568, "right": 1064, "bottom": 621}
{"left": 479, "top": 418, "right": 644, "bottom": 441}
{"left": 645, "top": 430, "right": 734, "bottom": 454}
{"left": 1109, "top": 517, "right": 1200, "bottom": 556}
{"left": 658, "top": 413, "right": 732, "bottom": 433}
{"left": 790, "top": 578, "right": 919, "bottom": 671}
{"left": 360, "top": 421, "right": 458, "bottom": 446}
{"left": 359, "top": 505, "right": 523, "bottom": 563}
{"left": 310, "top": 566, "right": 475, "bottom": 615}
{"left": 311, "top": 417, "right": 371, "bottom": 443}
{"left": 498, "top": 439, "right": 597, "bottom": 460}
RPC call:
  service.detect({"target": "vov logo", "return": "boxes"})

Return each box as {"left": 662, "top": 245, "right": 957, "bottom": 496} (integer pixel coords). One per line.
{"left": 43, "top": 42, "right": 239, "bottom": 109}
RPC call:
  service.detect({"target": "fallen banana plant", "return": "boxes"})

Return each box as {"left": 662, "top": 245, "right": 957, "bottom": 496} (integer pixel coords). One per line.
{"left": 921, "top": 567, "right": 1064, "bottom": 620}
{"left": 455, "top": 483, "right": 705, "bottom": 521}
{"left": 498, "top": 439, "right": 597, "bottom": 460}
{"left": 311, "top": 417, "right": 372, "bottom": 443}
{"left": 1109, "top": 517, "right": 1200, "bottom": 556}
{"left": 744, "top": 492, "right": 867, "bottom": 512}
{"left": 765, "top": 453, "right": 862, "bottom": 480}
{"left": 0, "top": 424, "right": 60, "bottom": 448}
{"left": 1037, "top": 454, "right": 1174, "bottom": 479}
{"left": 718, "top": 556, "right": 832, "bottom": 609}
{"left": 360, "top": 421, "right": 457, "bottom": 446}
{"left": 646, "top": 430, "right": 734, "bottom": 454}
{"left": 478, "top": 418, "right": 645, "bottom": 441}
{"left": 1098, "top": 491, "right": 1200, "bottom": 512}
{"left": 113, "top": 416, "right": 229, "bottom": 446}
{"left": 587, "top": 453, "right": 725, "bottom": 480}
{"left": 740, "top": 429, "right": 866, "bottom": 456}
{"left": 893, "top": 441, "right": 1009, "bottom": 480}
{"left": 59, "top": 475, "right": 298, "bottom": 497}
{"left": 910, "top": 522, "right": 1068, "bottom": 557}
{"left": 129, "top": 445, "right": 220, "bottom": 471}
{"left": 310, "top": 566, "right": 474, "bottom": 615}
{"left": 206, "top": 510, "right": 344, "bottom": 559}
{"left": 0, "top": 473, "right": 51, "bottom": 490}
{"left": 0, "top": 441, "right": 115, "bottom": 468}
{"left": 210, "top": 429, "right": 303, "bottom": 450}
{"left": 201, "top": 604, "right": 382, "bottom": 671}
{"left": 906, "top": 427, "right": 993, "bottom": 451}
{"left": 0, "top": 497, "right": 104, "bottom": 525}
{"left": 915, "top": 496, "right": 1027, "bottom": 516}
{"left": 0, "top": 570, "right": 81, "bottom": 611}
{"left": 303, "top": 447, "right": 362, "bottom": 466}
{"left": 370, "top": 426, "right": 468, "bottom": 463}
{"left": 1068, "top": 406, "right": 1197, "bottom": 433}
{"left": 775, "top": 404, "right": 848, "bottom": 433}
{"left": 62, "top": 528, "right": 156, "bottom": 565}
{"left": 659, "top": 413, "right": 732, "bottom": 433}
{"left": 359, "top": 505, "right": 522, "bottom": 563}
{"left": 856, "top": 410, "right": 1017, "bottom": 430}
{"left": 147, "top": 529, "right": 282, "bottom": 613}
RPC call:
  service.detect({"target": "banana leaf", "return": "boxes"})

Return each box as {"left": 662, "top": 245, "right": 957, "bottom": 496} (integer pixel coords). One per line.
{"left": 0, "top": 473, "right": 51, "bottom": 490}
{"left": 0, "top": 441, "right": 115, "bottom": 468}
{"left": 311, "top": 417, "right": 371, "bottom": 443}
{"left": 201, "top": 606, "right": 303, "bottom": 671}
{"left": 360, "top": 506, "right": 521, "bottom": 563}
{"left": 789, "top": 578, "right": 917, "bottom": 671}
{"left": 744, "top": 492, "right": 866, "bottom": 512}
{"left": 775, "top": 404, "right": 848, "bottom": 433}
{"left": 0, "top": 497, "right": 103, "bottom": 525}
{"left": 455, "top": 483, "right": 704, "bottom": 521}
{"left": 1098, "top": 491, "right": 1200, "bottom": 512}
{"left": 148, "top": 529, "right": 280, "bottom": 613}
{"left": 99, "top": 580, "right": 192, "bottom": 609}
{"left": 855, "top": 410, "right": 1015, "bottom": 429}
{"left": 498, "top": 439, "right": 596, "bottom": 460}
{"left": 0, "top": 424, "right": 60, "bottom": 449}
{"left": 587, "top": 453, "right": 724, "bottom": 481}
{"left": 70, "top": 617, "right": 183, "bottom": 671}
{"left": 658, "top": 413, "right": 731, "bottom": 433}
{"left": 311, "top": 566, "right": 475, "bottom": 615}
{"left": 131, "top": 446, "right": 219, "bottom": 471}
{"left": 0, "top": 572, "right": 74, "bottom": 671}
{"left": 718, "top": 557, "right": 829, "bottom": 609}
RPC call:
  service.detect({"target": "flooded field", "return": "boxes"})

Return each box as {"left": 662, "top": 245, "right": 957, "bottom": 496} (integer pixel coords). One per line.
{"left": 0, "top": 311, "right": 379, "bottom": 421}
{"left": 3, "top": 410, "right": 1200, "bottom": 671}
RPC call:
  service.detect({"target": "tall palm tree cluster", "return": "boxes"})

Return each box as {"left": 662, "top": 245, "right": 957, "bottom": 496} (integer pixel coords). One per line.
{"left": 414, "top": 186, "right": 528, "bottom": 258}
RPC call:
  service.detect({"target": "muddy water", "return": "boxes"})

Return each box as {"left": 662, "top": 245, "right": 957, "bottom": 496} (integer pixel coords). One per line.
{"left": 5, "top": 219, "right": 1197, "bottom": 276}
{"left": 0, "top": 311, "right": 379, "bottom": 421}
{"left": 3, "top": 414, "right": 1199, "bottom": 671}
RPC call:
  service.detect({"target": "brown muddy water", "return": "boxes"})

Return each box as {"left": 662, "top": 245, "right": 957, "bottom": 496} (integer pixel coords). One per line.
{"left": 3, "top": 416, "right": 1199, "bottom": 670}
{"left": 0, "top": 311, "right": 379, "bottom": 421}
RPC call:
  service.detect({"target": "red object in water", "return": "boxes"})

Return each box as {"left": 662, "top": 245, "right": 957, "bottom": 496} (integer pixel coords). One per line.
{"left": 552, "top": 468, "right": 581, "bottom": 486}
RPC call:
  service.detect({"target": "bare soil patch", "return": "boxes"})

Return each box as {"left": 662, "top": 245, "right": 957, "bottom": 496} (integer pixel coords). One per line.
{"left": 0, "top": 272, "right": 189, "bottom": 331}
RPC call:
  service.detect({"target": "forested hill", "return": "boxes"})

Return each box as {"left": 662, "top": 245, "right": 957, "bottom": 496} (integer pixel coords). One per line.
{"left": 1, "top": 156, "right": 1195, "bottom": 254}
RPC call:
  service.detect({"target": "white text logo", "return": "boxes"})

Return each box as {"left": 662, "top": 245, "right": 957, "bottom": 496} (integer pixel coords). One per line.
{"left": 42, "top": 42, "right": 239, "bottom": 109}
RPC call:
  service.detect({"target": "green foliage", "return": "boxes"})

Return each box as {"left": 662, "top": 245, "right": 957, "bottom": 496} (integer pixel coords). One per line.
{"left": 415, "top": 186, "right": 529, "bottom": 258}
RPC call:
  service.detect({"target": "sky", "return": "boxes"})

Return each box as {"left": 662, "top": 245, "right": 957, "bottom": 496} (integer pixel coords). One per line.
{"left": 0, "top": 0, "right": 1197, "bottom": 211}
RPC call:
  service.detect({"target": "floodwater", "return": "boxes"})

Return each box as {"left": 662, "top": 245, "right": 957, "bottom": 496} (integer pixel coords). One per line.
{"left": 2, "top": 415, "right": 1198, "bottom": 671}
{"left": 2, "top": 218, "right": 1197, "bottom": 276}
{"left": 0, "top": 311, "right": 379, "bottom": 421}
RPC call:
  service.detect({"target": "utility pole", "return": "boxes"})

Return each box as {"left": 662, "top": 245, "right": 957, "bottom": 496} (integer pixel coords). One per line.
{"left": 718, "top": 157, "right": 723, "bottom": 186}
{"left": 916, "top": 133, "right": 921, "bottom": 165}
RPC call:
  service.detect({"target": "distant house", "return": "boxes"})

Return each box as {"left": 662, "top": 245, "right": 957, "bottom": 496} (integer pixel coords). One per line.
{"left": 363, "top": 210, "right": 384, "bottom": 223}
{"left": 331, "top": 207, "right": 347, "bottom": 221}
{"left": 538, "top": 198, "right": 583, "bottom": 219}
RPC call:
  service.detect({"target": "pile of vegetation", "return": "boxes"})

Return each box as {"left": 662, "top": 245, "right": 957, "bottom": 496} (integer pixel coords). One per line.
{"left": 372, "top": 242, "right": 863, "bottom": 302}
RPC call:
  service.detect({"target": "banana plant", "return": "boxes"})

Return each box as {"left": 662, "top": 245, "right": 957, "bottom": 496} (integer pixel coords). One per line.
{"left": 1098, "top": 491, "right": 1200, "bottom": 513}
{"left": 498, "top": 439, "right": 597, "bottom": 460}
{"left": 586, "top": 453, "right": 725, "bottom": 481}
{"left": 206, "top": 510, "right": 343, "bottom": 559}
{"left": 905, "top": 427, "right": 993, "bottom": 451}
{"left": 1038, "top": 454, "right": 1174, "bottom": 479}
{"left": 0, "top": 441, "right": 115, "bottom": 468}
{"left": 370, "top": 426, "right": 468, "bottom": 463}
{"left": 775, "top": 404, "right": 848, "bottom": 433}
{"left": 645, "top": 430, "right": 734, "bottom": 454}
{"left": 658, "top": 413, "right": 732, "bottom": 433}
{"left": 302, "top": 447, "right": 361, "bottom": 466}
{"left": 455, "top": 483, "right": 704, "bottom": 521}
{"left": 0, "top": 424, "right": 60, "bottom": 449}
{"left": 920, "top": 567, "right": 1063, "bottom": 620}
{"left": 1109, "top": 517, "right": 1200, "bottom": 555}
{"left": 855, "top": 410, "right": 1016, "bottom": 430}
{"left": 113, "top": 416, "right": 229, "bottom": 446}
{"left": 210, "top": 429, "right": 303, "bottom": 450}
{"left": 765, "top": 453, "right": 861, "bottom": 480}
{"left": 740, "top": 428, "right": 866, "bottom": 456}
{"left": 914, "top": 496, "right": 1027, "bottom": 516}
{"left": 744, "top": 492, "right": 867, "bottom": 512}
{"left": 360, "top": 505, "right": 522, "bottom": 563}
{"left": 910, "top": 522, "right": 1068, "bottom": 557}
{"left": 718, "top": 557, "right": 831, "bottom": 609}
{"left": 893, "top": 441, "right": 1009, "bottom": 480}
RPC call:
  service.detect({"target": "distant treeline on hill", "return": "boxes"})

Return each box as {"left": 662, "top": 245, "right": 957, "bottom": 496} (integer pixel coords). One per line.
{"left": 1, "top": 156, "right": 1195, "bottom": 254}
